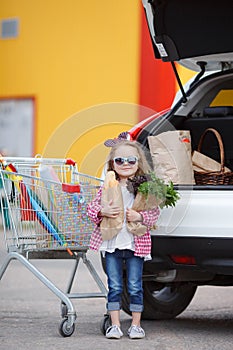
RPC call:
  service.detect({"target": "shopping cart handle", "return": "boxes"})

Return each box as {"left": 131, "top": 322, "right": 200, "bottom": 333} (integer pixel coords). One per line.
{"left": 65, "top": 158, "right": 76, "bottom": 166}
{"left": 62, "top": 183, "right": 80, "bottom": 193}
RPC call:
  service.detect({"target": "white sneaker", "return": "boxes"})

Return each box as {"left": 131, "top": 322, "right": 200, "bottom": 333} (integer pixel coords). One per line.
{"left": 128, "top": 325, "right": 145, "bottom": 339}
{"left": 106, "top": 325, "right": 123, "bottom": 339}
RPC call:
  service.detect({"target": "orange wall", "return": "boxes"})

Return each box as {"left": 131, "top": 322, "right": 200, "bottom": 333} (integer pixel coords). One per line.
{"left": 0, "top": 1, "right": 142, "bottom": 176}
{"left": 1, "top": 1, "right": 192, "bottom": 177}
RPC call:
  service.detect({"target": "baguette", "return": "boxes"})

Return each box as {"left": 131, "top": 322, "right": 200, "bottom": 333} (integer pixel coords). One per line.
{"left": 104, "top": 171, "right": 118, "bottom": 188}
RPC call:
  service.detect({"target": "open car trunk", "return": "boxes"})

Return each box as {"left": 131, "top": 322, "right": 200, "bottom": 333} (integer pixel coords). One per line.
{"left": 139, "top": 1, "right": 233, "bottom": 174}
{"left": 142, "top": 0, "right": 233, "bottom": 72}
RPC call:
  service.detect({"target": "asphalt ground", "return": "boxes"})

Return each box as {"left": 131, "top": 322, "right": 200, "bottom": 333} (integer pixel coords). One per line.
{"left": 0, "top": 230, "right": 150, "bottom": 350}
{"left": 1, "top": 229, "right": 233, "bottom": 350}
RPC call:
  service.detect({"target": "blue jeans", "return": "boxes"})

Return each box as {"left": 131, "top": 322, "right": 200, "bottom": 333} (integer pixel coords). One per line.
{"left": 105, "top": 249, "right": 144, "bottom": 313}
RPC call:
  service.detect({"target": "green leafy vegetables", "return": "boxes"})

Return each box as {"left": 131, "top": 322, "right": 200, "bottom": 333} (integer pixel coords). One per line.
{"left": 127, "top": 172, "right": 180, "bottom": 209}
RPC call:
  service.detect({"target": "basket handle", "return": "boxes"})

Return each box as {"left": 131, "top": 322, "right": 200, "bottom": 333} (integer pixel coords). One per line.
{"left": 197, "top": 128, "right": 225, "bottom": 172}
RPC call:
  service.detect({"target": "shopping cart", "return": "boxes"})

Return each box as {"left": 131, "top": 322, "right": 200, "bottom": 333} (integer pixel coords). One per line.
{"left": 0, "top": 156, "right": 107, "bottom": 337}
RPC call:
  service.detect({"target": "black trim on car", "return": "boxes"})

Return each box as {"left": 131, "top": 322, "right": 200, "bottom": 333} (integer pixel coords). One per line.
{"left": 145, "top": 236, "right": 233, "bottom": 277}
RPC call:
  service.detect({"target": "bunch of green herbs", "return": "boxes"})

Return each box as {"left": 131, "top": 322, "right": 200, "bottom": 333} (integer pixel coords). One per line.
{"left": 127, "top": 172, "right": 180, "bottom": 209}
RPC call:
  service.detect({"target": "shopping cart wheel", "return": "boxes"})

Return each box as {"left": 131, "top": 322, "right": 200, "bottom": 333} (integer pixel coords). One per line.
{"left": 100, "top": 313, "right": 111, "bottom": 335}
{"left": 59, "top": 318, "right": 75, "bottom": 337}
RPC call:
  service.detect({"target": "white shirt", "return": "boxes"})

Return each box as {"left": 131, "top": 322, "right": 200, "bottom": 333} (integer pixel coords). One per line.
{"left": 100, "top": 185, "right": 135, "bottom": 255}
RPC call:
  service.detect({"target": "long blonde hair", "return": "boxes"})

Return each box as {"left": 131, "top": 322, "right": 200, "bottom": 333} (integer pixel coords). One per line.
{"left": 106, "top": 140, "right": 151, "bottom": 178}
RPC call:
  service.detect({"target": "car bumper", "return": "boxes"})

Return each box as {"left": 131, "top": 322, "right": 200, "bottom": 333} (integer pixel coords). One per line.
{"left": 145, "top": 236, "right": 233, "bottom": 277}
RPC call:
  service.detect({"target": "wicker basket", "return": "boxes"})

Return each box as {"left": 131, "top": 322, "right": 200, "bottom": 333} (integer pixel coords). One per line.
{"left": 194, "top": 128, "right": 233, "bottom": 185}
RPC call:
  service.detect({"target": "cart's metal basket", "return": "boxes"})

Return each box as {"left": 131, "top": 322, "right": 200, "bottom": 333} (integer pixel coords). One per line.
{"left": 0, "top": 156, "right": 107, "bottom": 337}
{"left": 0, "top": 157, "right": 102, "bottom": 257}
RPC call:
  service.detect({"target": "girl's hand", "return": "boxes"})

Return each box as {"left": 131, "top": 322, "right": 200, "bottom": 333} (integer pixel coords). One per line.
{"left": 100, "top": 200, "right": 121, "bottom": 218}
{"left": 126, "top": 208, "right": 142, "bottom": 222}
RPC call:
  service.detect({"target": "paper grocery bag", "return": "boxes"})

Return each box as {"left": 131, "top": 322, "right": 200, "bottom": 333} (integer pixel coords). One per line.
{"left": 192, "top": 150, "right": 231, "bottom": 172}
{"left": 148, "top": 130, "right": 195, "bottom": 184}
{"left": 100, "top": 183, "right": 124, "bottom": 241}
{"left": 127, "top": 192, "right": 159, "bottom": 236}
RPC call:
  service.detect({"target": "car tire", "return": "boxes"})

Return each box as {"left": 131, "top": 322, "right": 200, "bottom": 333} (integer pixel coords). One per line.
{"left": 122, "top": 279, "right": 197, "bottom": 320}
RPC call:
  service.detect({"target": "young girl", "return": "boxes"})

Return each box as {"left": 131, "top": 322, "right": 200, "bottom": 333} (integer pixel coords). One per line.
{"left": 87, "top": 140, "right": 160, "bottom": 339}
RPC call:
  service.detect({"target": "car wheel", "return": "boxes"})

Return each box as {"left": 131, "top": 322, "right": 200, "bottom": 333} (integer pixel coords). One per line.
{"left": 122, "top": 279, "right": 197, "bottom": 320}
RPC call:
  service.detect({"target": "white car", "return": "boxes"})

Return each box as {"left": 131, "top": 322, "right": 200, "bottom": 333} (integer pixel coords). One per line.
{"left": 113, "top": 0, "right": 233, "bottom": 320}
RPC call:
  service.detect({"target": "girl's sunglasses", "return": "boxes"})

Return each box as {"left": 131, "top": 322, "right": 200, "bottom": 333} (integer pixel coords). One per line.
{"left": 113, "top": 156, "right": 138, "bottom": 166}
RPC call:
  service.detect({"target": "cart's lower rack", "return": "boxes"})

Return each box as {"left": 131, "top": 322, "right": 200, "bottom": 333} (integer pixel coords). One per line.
{"left": 0, "top": 250, "right": 108, "bottom": 337}
{"left": 0, "top": 157, "right": 106, "bottom": 337}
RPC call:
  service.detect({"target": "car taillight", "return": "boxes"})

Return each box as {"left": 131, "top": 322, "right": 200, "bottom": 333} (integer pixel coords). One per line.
{"left": 170, "top": 255, "right": 196, "bottom": 265}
